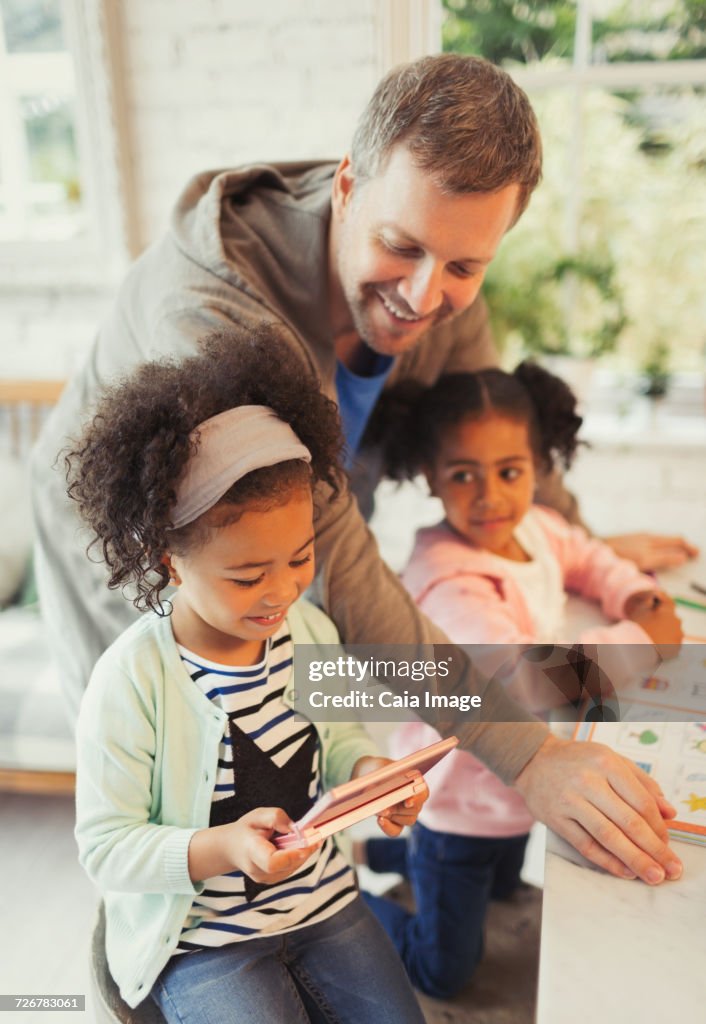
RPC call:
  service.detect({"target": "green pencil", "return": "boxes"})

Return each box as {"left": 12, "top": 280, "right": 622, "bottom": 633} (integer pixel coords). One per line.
{"left": 674, "top": 595, "right": 706, "bottom": 613}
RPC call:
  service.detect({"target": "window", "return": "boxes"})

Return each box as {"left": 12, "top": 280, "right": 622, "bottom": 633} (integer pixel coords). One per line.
{"left": 0, "top": 0, "right": 84, "bottom": 242}
{"left": 0, "top": 0, "right": 135, "bottom": 285}
{"left": 442, "top": 1, "right": 706, "bottom": 376}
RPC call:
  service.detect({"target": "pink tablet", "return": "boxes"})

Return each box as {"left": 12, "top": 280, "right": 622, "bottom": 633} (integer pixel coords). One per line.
{"left": 274, "top": 735, "right": 458, "bottom": 850}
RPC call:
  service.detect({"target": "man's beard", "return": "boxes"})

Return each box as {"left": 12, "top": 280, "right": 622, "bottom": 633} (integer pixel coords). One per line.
{"left": 347, "top": 284, "right": 456, "bottom": 357}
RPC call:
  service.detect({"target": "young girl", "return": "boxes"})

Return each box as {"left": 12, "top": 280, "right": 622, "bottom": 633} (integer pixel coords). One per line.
{"left": 66, "top": 325, "right": 427, "bottom": 1023}
{"left": 361, "top": 362, "right": 683, "bottom": 1000}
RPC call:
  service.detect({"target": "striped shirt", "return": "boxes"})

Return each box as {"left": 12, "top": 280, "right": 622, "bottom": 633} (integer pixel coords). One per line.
{"left": 175, "top": 623, "right": 357, "bottom": 952}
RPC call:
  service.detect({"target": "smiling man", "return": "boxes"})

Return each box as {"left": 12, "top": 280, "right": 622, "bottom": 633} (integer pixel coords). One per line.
{"left": 329, "top": 152, "right": 520, "bottom": 363}
{"left": 32, "top": 54, "right": 686, "bottom": 886}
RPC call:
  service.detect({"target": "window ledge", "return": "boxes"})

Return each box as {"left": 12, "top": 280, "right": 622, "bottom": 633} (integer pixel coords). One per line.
{"left": 581, "top": 395, "right": 706, "bottom": 451}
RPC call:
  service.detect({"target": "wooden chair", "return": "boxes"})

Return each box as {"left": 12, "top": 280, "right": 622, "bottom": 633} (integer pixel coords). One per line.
{"left": 0, "top": 378, "right": 75, "bottom": 796}
{"left": 0, "top": 379, "right": 65, "bottom": 456}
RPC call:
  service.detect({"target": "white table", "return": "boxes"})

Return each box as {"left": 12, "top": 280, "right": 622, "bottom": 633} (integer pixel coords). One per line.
{"left": 537, "top": 840, "right": 706, "bottom": 1023}
{"left": 537, "top": 556, "right": 706, "bottom": 1023}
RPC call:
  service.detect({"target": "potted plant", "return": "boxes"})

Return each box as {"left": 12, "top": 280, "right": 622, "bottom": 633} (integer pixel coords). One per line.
{"left": 484, "top": 252, "right": 628, "bottom": 361}
{"left": 638, "top": 339, "right": 671, "bottom": 399}
{"left": 483, "top": 250, "right": 628, "bottom": 402}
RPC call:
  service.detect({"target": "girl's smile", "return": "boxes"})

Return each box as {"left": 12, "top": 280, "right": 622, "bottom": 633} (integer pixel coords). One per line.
{"left": 424, "top": 413, "right": 536, "bottom": 561}
{"left": 246, "top": 609, "right": 288, "bottom": 629}
{"left": 166, "top": 487, "right": 316, "bottom": 664}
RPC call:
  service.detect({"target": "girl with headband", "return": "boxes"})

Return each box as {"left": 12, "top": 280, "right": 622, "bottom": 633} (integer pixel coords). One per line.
{"left": 65, "top": 325, "right": 427, "bottom": 1023}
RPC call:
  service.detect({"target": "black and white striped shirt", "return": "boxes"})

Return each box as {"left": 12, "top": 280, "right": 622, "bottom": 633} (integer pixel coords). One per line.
{"left": 175, "top": 623, "right": 357, "bottom": 951}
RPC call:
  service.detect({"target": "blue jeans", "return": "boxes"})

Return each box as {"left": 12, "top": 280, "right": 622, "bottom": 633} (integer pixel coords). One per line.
{"left": 363, "top": 824, "right": 529, "bottom": 1000}
{"left": 150, "top": 894, "right": 424, "bottom": 1024}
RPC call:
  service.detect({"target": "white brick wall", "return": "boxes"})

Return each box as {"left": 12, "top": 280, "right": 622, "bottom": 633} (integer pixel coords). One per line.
{"left": 0, "top": 288, "right": 113, "bottom": 379}
{"left": 1, "top": 0, "right": 380, "bottom": 379}
{"left": 120, "top": 0, "right": 380, "bottom": 245}
{"left": 565, "top": 444, "right": 706, "bottom": 542}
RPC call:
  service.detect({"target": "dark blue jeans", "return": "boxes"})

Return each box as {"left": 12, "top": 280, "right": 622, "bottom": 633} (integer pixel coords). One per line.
{"left": 151, "top": 894, "right": 424, "bottom": 1024}
{"left": 363, "top": 823, "right": 529, "bottom": 1000}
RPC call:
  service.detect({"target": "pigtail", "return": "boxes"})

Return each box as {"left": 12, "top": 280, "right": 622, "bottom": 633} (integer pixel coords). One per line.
{"left": 513, "top": 361, "right": 583, "bottom": 471}
{"left": 363, "top": 380, "right": 427, "bottom": 481}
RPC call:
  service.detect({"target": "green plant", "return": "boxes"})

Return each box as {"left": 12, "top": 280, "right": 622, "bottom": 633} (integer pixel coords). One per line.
{"left": 484, "top": 252, "right": 628, "bottom": 360}
{"left": 638, "top": 339, "right": 671, "bottom": 398}
{"left": 474, "top": 84, "right": 705, "bottom": 373}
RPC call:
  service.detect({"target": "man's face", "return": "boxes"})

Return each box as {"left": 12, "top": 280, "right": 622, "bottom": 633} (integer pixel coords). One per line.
{"left": 330, "top": 145, "right": 520, "bottom": 359}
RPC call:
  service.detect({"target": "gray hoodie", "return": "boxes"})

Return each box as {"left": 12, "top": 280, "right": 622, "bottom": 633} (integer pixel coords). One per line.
{"left": 31, "top": 161, "right": 550, "bottom": 778}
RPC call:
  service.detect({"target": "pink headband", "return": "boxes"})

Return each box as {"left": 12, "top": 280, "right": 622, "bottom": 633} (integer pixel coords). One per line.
{"left": 171, "top": 405, "right": 312, "bottom": 528}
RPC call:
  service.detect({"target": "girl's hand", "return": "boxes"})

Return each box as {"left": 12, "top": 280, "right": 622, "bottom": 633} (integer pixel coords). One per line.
{"left": 188, "top": 806, "right": 321, "bottom": 884}
{"left": 350, "top": 756, "right": 429, "bottom": 838}
{"left": 624, "top": 590, "right": 683, "bottom": 659}
{"left": 227, "top": 807, "right": 322, "bottom": 883}
{"left": 605, "top": 533, "right": 698, "bottom": 572}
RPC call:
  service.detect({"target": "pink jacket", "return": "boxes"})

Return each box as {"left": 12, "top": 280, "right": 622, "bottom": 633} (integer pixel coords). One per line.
{"left": 392, "top": 506, "right": 658, "bottom": 838}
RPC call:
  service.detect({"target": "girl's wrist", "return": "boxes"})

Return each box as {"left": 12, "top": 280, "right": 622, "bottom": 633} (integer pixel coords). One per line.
{"left": 187, "top": 824, "right": 237, "bottom": 883}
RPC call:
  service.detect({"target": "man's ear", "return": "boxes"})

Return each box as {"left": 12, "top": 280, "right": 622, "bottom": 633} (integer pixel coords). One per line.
{"left": 331, "top": 155, "right": 356, "bottom": 219}
{"left": 161, "top": 553, "right": 181, "bottom": 586}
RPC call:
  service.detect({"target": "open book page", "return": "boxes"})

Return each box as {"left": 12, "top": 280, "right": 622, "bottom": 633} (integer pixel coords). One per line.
{"left": 574, "top": 720, "right": 706, "bottom": 846}
{"left": 609, "top": 643, "right": 706, "bottom": 722}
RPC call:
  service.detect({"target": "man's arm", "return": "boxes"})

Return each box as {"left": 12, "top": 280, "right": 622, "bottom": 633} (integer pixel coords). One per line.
{"left": 313, "top": 480, "right": 548, "bottom": 780}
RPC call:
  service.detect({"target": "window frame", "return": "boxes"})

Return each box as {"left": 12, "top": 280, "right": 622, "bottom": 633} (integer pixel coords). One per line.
{"left": 439, "top": 1, "right": 706, "bottom": 254}
{"left": 378, "top": 0, "right": 442, "bottom": 72}
{"left": 0, "top": 0, "right": 138, "bottom": 288}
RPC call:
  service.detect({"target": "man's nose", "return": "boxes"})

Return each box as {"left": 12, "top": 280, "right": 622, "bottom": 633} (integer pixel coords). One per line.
{"left": 399, "top": 261, "right": 444, "bottom": 317}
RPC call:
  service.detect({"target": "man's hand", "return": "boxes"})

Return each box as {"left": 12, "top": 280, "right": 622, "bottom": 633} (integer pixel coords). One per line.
{"left": 604, "top": 532, "right": 698, "bottom": 572}
{"left": 514, "top": 735, "right": 683, "bottom": 885}
{"left": 351, "top": 755, "right": 429, "bottom": 838}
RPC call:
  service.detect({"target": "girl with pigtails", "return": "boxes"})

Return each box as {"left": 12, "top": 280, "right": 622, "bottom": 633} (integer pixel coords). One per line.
{"left": 360, "top": 362, "right": 682, "bottom": 1000}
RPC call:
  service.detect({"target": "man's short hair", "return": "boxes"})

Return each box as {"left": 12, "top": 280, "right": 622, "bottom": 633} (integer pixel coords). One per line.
{"left": 351, "top": 53, "right": 542, "bottom": 222}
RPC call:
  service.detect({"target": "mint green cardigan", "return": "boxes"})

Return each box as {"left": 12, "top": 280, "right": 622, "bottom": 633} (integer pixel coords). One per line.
{"left": 75, "top": 599, "right": 378, "bottom": 1008}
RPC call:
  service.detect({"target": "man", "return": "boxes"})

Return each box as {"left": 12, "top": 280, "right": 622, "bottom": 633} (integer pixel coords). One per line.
{"left": 32, "top": 54, "right": 687, "bottom": 885}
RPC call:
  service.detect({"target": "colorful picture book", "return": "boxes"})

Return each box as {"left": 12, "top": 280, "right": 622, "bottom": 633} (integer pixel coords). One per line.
{"left": 574, "top": 720, "right": 706, "bottom": 847}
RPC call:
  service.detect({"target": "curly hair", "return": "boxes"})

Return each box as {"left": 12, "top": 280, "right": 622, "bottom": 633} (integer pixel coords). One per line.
{"left": 65, "top": 324, "right": 345, "bottom": 613}
{"left": 369, "top": 361, "right": 583, "bottom": 481}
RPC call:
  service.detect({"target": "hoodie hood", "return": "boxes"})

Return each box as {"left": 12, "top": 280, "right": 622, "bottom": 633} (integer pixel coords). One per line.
{"left": 170, "top": 160, "right": 338, "bottom": 373}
